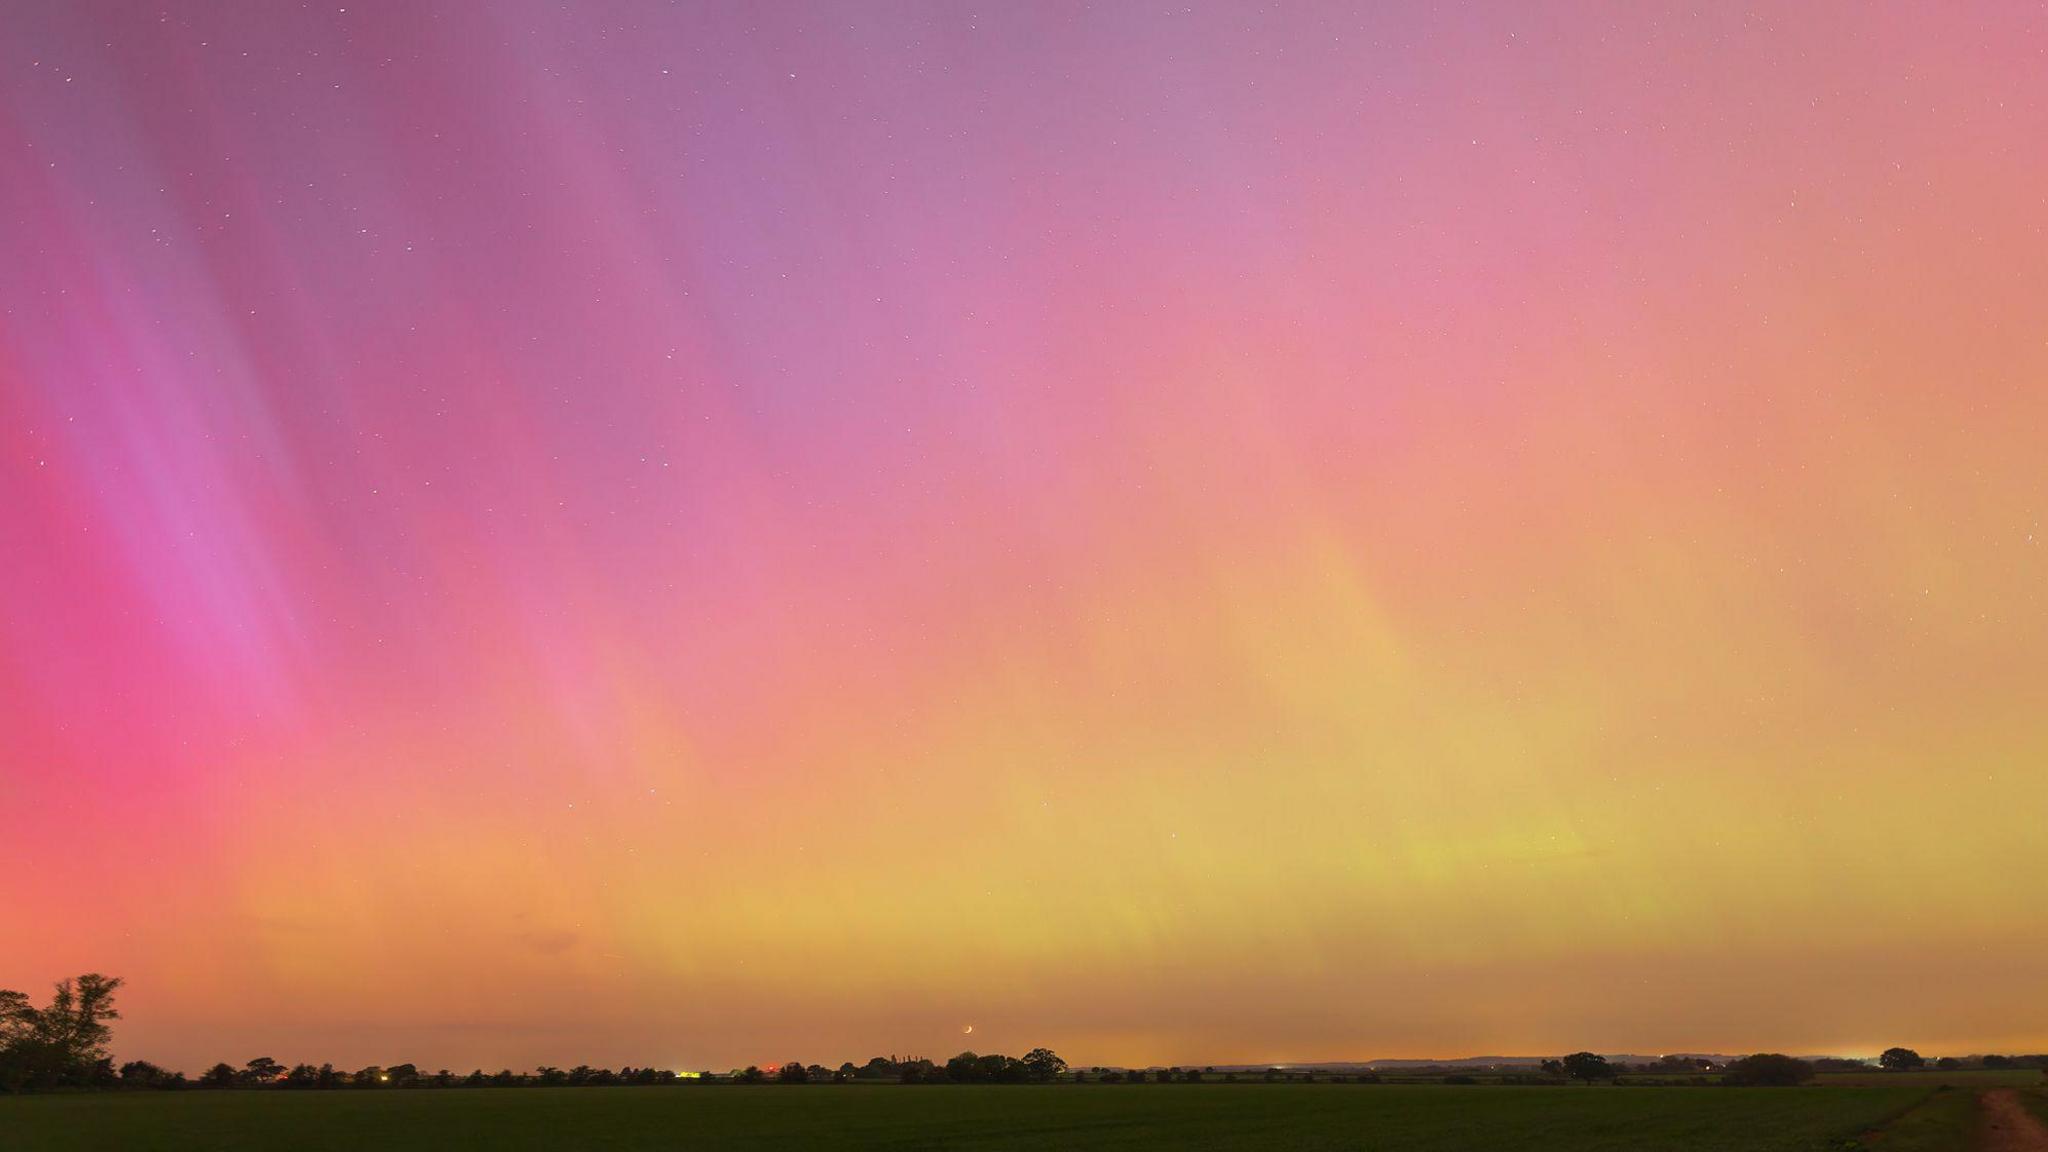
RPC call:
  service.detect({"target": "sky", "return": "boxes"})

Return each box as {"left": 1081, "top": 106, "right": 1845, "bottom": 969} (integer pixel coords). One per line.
{"left": 2, "top": 1, "right": 2045, "bottom": 1074}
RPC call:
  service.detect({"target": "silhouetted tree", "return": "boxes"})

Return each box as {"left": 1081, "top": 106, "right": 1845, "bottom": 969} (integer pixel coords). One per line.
{"left": 1985, "top": 1055, "right": 2013, "bottom": 1069}
{"left": 241, "top": 1057, "right": 284, "bottom": 1085}
{"left": 737, "top": 1066, "right": 764, "bottom": 1084}
{"left": 1723, "top": 1054, "right": 1815, "bottom": 1086}
{"left": 0, "top": 975, "right": 124, "bottom": 1092}
{"left": 777, "top": 1061, "right": 809, "bottom": 1083}
{"left": 201, "top": 1063, "right": 238, "bottom": 1088}
{"left": 352, "top": 1065, "right": 385, "bottom": 1087}
{"left": 1880, "top": 1048, "right": 1925, "bottom": 1071}
{"left": 119, "top": 1060, "right": 170, "bottom": 1088}
{"left": 1562, "top": 1053, "right": 1616, "bottom": 1082}
{"left": 283, "top": 1064, "right": 320, "bottom": 1088}
{"left": 1021, "top": 1048, "right": 1067, "bottom": 1082}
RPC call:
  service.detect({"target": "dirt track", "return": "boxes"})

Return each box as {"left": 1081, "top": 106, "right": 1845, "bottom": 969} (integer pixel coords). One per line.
{"left": 1980, "top": 1091, "right": 2048, "bottom": 1152}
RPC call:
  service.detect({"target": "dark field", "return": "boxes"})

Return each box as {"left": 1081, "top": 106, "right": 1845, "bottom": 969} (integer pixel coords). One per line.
{"left": 0, "top": 1083, "right": 1948, "bottom": 1152}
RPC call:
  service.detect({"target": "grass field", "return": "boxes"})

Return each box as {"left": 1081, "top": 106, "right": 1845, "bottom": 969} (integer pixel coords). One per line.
{"left": 0, "top": 1084, "right": 1940, "bottom": 1152}
{"left": 1860, "top": 1088, "right": 1983, "bottom": 1152}
{"left": 1814, "top": 1071, "right": 2043, "bottom": 1090}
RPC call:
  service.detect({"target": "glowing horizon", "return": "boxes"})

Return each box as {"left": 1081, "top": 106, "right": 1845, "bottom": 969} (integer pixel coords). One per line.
{"left": 3, "top": 2, "right": 2045, "bottom": 1074}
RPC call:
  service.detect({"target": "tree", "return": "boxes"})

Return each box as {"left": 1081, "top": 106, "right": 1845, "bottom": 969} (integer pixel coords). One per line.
{"left": 119, "top": 1060, "right": 167, "bottom": 1088}
{"left": 1562, "top": 1053, "right": 1616, "bottom": 1082}
{"left": 283, "top": 1064, "right": 321, "bottom": 1088}
{"left": 201, "top": 1063, "right": 239, "bottom": 1088}
{"left": 1021, "top": 1048, "right": 1067, "bottom": 1082}
{"left": 0, "top": 990, "right": 39, "bottom": 1087}
{"left": 241, "top": 1057, "right": 285, "bottom": 1085}
{"left": 1880, "top": 1048, "right": 1925, "bottom": 1071}
{"left": 1540, "top": 1059, "right": 1564, "bottom": 1077}
{"left": 1722, "top": 1054, "right": 1815, "bottom": 1087}
{"left": 777, "top": 1061, "right": 809, "bottom": 1083}
{"left": 47, "top": 976, "right": 123, "bottom": 1068}
{"left": 352, "top": 1065, "right": 385, "bottom": 1087}
{"left": 737, "top": 1066, "right": 764, "bottom": 1084}
{"left": 0, "top": 974, "right": 124, "bottom": 1092}
{"left": 946, "top": 1051, "right": 982, "bottom": 1082}
{"left": 0, "top": 991, "right": 33, "bottom": 1041}
{"left": 1985, "top": 1055, "right": 2013, "bottom": 1069}
{"left": 536, "top": 1066, "right": 567, "bottom": 1086}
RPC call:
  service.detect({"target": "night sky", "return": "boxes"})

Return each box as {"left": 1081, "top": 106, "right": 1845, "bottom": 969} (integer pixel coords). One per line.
{"left": 3, "top": 2, "right": 2045, "bottom": 1073}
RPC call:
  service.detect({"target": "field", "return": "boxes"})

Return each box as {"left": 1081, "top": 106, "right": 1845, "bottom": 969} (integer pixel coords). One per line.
{"left": 0, "top": 1083, "right": 1948, "bottom": 1152}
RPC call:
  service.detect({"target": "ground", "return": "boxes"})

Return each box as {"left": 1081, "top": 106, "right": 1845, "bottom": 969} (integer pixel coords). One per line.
{"left": 1979, "top": 1090, "right": 2048, "bottom": 1152}
{"left": 0, "top": 1082, "right": 1963, "bottom": 1151}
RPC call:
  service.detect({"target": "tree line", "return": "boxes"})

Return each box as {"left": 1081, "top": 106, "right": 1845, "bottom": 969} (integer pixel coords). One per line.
{"left": 1, "top": 973, "right": 1080, "bottom": 1093}
{"left": 8, "top": 974, "right": 2044, "bottom": 1095}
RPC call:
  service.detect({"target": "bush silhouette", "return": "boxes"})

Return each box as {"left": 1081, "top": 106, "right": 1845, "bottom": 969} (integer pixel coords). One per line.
{"left": 1723, "top": 1054, "right": 1815, "bottom": 1086}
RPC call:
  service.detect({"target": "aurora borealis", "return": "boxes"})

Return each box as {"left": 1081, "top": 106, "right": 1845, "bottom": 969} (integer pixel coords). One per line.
{"left": 3, "top": 1, "right": 2046, "bottom": 1074}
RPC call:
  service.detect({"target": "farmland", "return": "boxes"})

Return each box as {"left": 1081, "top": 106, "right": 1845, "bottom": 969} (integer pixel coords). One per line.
{"left": 0, "top": 1082, "right": 1958, "bottom": 1152}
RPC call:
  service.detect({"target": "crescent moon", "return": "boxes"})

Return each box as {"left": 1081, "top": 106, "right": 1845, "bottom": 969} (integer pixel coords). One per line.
{"left": 963, "top": 1024, "right": 974, "bottom": 1034}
